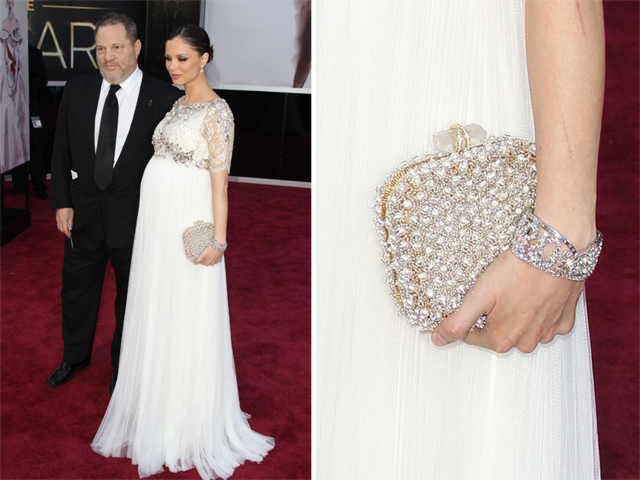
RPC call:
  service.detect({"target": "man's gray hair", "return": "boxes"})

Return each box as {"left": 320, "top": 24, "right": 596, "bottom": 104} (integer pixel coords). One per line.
{"left": 95, "top": 11, "right": 138, "bottom": 45}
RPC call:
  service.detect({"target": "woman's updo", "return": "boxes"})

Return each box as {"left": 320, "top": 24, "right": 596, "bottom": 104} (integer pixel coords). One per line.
{"left": 167, "top": 24, "right": 214, "bottom": 63}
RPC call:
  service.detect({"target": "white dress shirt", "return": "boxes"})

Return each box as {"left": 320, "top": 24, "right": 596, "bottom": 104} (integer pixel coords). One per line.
{"left": 94, "top": 66, "right": 143, "bottom": 165}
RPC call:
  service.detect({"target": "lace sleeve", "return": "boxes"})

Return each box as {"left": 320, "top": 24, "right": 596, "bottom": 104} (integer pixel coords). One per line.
{"left": 202, "top": 104, "right": 235, "bottom": 173}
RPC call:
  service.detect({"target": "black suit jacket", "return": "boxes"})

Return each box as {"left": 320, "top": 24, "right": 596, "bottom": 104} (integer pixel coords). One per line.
{"left": 50, "top": 72, "right": 183, "bottom": 248}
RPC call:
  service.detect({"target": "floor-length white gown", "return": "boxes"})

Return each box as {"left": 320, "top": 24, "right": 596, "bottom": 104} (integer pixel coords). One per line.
{"left": 91, "top": 97, "right": 274, "bottom": 480}
{"left": 316, "top": 1, "right": 600, "bottom": 479}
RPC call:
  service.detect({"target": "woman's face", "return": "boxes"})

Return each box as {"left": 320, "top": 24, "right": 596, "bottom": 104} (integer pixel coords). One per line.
{"left": 165, "top": 37, "right": 207, "bottom": 86}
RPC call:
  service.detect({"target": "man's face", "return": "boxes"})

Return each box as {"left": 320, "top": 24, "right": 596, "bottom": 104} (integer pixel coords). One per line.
{"left": 95, "top": 23, "right": 141, "bottom": 84}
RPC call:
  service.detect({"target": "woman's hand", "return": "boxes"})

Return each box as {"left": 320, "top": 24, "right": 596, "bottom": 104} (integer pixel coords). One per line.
{"left": 431, "top": 250, "right": 584, "bottom": 353}
{"left": 194, "top": 246, "right": 224, "bottom": 266}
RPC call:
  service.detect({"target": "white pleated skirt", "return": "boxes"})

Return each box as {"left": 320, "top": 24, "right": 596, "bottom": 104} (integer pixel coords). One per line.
{"left": 316, "top": 0, "right": 600, "bottom": 478}
{"left": 91, "top": 156, "right": 274, "bottom": 479}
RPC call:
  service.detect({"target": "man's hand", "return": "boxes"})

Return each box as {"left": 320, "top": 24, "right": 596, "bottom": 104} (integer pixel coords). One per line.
{"left": 55, "top": 208, "right": 74, "bottom": 238}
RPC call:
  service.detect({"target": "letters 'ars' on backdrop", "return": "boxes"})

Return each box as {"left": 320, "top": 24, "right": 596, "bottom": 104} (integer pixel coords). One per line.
{"left": 203, "top": 0, "right": 311, "bottom": 94}
{"left": 27, "top": 0, "right": 147, "bottom": 84}
{"left": 1, "top": 0, "right": 30, "bottom": 174}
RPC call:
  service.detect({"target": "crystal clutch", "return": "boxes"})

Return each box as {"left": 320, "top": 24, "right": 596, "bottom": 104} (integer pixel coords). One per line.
{"left": 374, "top": 124, "right": 537, "bottom": 331}
{"left": 183, "top": 220, "right": 215, "bottom": 262}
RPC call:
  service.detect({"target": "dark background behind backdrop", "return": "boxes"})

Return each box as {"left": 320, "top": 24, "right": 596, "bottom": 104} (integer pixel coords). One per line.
{"left": 29, "top": 0, "right": 311, "bottom": 183}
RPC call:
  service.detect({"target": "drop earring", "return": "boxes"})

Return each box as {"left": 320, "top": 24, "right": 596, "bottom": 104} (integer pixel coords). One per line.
{"left": 200, "top": 68, "right": 204, "bottom": 73}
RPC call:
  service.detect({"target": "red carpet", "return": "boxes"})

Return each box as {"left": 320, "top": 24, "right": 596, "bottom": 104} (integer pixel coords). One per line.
{"left": 1, "top": 182, "right": 310, "bottom": 479}
{"left": 587, "top": 2, "right": 639, "bottom": 479}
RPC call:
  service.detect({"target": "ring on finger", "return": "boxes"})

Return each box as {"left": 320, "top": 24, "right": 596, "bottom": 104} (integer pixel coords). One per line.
{"left": 469, "top": 314, "right": 487, "bottom": 332}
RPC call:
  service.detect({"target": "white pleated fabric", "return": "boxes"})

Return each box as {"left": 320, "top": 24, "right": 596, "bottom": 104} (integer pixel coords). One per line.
{"left": 91, "top": 128, "right": 274, "bottom": 477}
{"left": 316, "top": 1, "right": 600, "bottom": 479}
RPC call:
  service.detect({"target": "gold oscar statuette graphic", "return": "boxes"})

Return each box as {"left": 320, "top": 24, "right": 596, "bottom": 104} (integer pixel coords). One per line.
{"left": 34, "top": 3, "right": 111, "bottom": 71}
{"left": 37, "top": 20, "right": 67, "bottom": 68}
{"left": 70, "top": 22, "right": 96, "bottom": 68}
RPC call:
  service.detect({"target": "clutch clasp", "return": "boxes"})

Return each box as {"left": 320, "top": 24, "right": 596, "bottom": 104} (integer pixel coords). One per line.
{"left": 433, "top": 123, "right": 487, "bottom": 153}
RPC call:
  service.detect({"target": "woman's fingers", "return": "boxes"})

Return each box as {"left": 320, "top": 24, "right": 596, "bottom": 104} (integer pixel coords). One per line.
{"left": 194, "top": 247, "right": 210, "bottom": 265}
{"left": 431, "top": 277, "right": 495, "bottom": 346}
{"left": 194, "top": 248, "right": 224, "bottom": 266}
{"left": 210, "top": 251, "right": 223, "bottom": 265}
{"left": 461, "top": 253, "right": 584, "bottom": 353}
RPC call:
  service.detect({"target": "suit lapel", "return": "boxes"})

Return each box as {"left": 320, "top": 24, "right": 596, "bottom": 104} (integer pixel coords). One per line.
{"left": 87, "top": 74, "right": 103, "bottom": 161}
{"left": 118, "top": 74, "right": 153, "bottom": 162}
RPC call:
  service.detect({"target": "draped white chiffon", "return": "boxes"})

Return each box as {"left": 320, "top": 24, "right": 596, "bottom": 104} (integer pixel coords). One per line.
{"left": 91, "top": 100, "right": 274, "bottom": 479}
{"left": 316, "top": 1, "right": 600, "bottom": 478}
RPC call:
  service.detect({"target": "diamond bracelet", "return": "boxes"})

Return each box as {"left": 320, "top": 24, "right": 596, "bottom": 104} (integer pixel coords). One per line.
{"left": 511, "top": 212, "right": 603, "bottom": 281}
{"left": 209, "top": 238, "right": 228, "bottom": 252}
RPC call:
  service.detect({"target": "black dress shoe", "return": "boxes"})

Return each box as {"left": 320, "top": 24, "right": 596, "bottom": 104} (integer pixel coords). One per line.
{"left": 46, "top": 360, "right": 90, "bottom": 386}
{"left": 34, "top": 188, "right": 48, "bottom": 200}
{"left": 6, "top": 186, "right": 26, "bottom": 195}
{"left": 109, "top": 371, "right": 118, "bottom": 394}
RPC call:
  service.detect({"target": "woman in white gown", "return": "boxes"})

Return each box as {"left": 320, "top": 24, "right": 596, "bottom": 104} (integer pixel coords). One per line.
{"left": 91, "top": 25, "right": 274, "bottom": 479}
{"left": 317, "top": 0, "right": 603, "bottom": 478}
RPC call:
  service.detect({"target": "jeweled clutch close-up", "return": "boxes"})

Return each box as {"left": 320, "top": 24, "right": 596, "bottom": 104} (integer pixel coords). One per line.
{"left": 183, "top": 220, "right": 215, "bottom": 262}
{"left": 374, "top": 124, "right": 537, "bottom": 331}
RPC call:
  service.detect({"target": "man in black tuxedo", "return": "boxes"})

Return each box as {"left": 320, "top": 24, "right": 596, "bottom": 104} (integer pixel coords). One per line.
{"left": 48, "top": 12, "right": 182, "bottom": 393}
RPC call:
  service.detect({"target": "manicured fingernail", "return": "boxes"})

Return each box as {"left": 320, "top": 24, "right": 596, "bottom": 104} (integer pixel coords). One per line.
{"left": 431, "top": 332, "right": 447, "bottom": 346}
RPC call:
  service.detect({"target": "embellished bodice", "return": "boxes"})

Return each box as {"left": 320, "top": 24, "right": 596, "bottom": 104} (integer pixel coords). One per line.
{"left": 152, "top": 96, "right": 234, "bottom": 172}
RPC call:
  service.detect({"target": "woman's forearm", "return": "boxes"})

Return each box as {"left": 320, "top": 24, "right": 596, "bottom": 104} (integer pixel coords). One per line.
{"left": 525, "top": 0, "right": 605, "bottom": 250}
{"left": 211, "top": 177, "right": 228, "bottom": 245}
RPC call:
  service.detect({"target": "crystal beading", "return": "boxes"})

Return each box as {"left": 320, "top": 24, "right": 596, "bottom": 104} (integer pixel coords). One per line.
{"left": 183, "top": 220, "right": 215, "bottom": 262}
{"left": 152, "top": 97, "right": 234, "bottom": 173}
{"left": 374, "top": 126, "right": 538, "bottom": 332}
{"left": 510, "top": 212, "right": 603, "bottom": 281}
{"left": 209, "top": 237, "right": 228, "bottom": 252}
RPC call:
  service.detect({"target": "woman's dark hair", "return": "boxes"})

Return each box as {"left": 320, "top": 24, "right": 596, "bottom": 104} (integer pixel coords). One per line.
{"left": 167, "top": 25, "right": 214, "bottom": 63}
